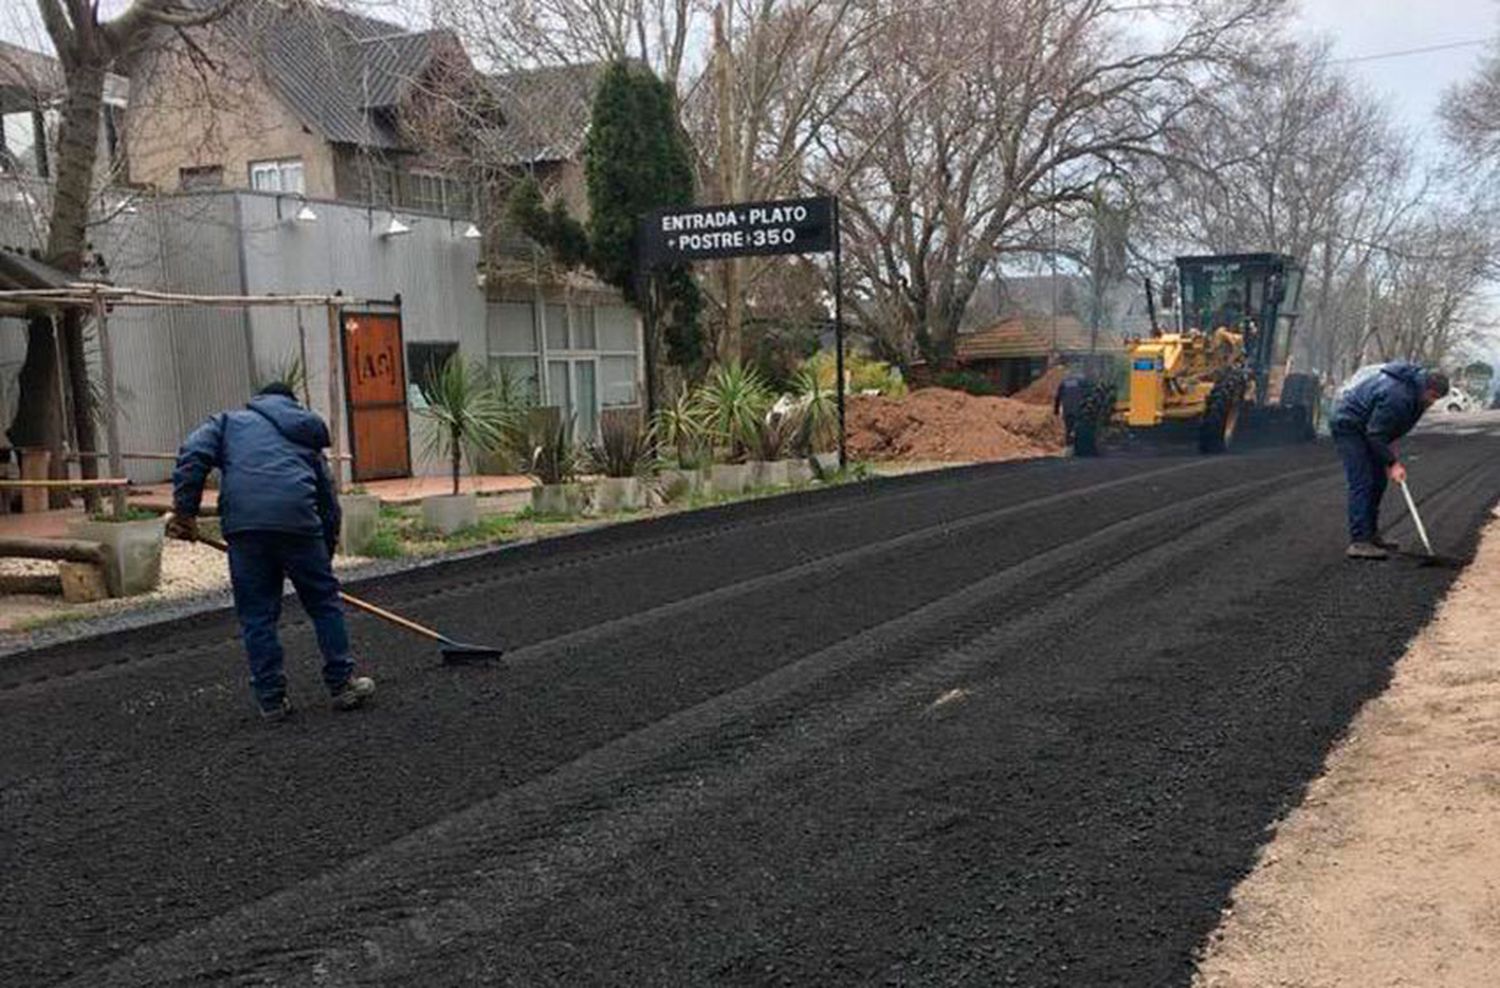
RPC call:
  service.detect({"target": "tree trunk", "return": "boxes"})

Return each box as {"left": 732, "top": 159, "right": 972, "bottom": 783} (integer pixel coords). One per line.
{"left": 9, "top": 317, "right": 63, "bottom": 451}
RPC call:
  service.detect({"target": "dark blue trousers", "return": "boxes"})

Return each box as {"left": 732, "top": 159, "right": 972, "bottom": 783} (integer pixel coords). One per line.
{"left": 226, "top": 531, "right": 354, "bottom": 707}
{"left": 1334, "top": 430, "right": 1388, "bottom": 542}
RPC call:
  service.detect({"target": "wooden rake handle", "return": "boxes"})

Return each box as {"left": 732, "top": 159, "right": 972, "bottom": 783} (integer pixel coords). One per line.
{"left": 189, "top": 525, "right": 448, "bottom": 645}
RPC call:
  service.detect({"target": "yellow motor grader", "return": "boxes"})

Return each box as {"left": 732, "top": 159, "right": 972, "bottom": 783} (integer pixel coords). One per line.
{"left": 1073, "top": 253, "right": 1320, "bottom": 456}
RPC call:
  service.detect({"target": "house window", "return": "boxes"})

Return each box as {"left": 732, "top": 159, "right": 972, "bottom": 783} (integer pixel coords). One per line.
{"left": 179, "top": 165, "right": 223, "bottom": 190}
{"left": 404, "top": 170, "right": 471, "bottom": 216}
{"left": 249, "top": 157, "right": 305, "bottom": 193}
{"left": 0, "top": 111, "right": 45, "bottom": 177}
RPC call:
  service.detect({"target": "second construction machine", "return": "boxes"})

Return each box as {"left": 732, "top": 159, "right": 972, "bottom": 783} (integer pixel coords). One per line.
{"left": 1073, "top": 252, "right": 1322, "bottom": 456}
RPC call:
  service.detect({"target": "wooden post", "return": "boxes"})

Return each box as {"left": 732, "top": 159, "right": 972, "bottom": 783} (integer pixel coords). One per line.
{"left": 326, "top": 301, "right": 344, "bottom": 492}
{"left": 93, "top": 296, "right": 128, "bottom": 520}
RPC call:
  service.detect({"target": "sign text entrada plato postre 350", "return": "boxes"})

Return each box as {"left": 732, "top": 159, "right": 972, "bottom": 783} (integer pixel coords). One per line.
{"left": 641, "top": 196, "right": 834, "bottom": 264}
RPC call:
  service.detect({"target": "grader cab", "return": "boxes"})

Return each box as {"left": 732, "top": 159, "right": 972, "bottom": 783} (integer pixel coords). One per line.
{"left": 1075, "top": 253, "right": 1320, "bottom": 455}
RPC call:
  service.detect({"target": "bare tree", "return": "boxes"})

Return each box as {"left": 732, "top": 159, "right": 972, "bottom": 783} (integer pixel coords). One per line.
{"left": 8, "top": 0, "right": 244, "bottom": 496}
{"left": 432, "top": 0, "right": 700, "bottom": 89}
{"left": 811, "top": 0, "right": 1281, "bottom": 364}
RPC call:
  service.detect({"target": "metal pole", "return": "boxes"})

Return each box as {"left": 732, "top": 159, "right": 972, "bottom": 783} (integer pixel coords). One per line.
{"left": 326, "top": 302, "right": 344, "bottom": 492}
{"left": 833, "top": 196, "right": 847, "bottom": 470}
{"left": 93, "top": 295, "right": 127, "bottom": 519}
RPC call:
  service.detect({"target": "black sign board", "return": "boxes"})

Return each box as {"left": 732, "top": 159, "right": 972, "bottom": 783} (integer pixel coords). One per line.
{"left": 640, "top": 195, "right": 834, "bottom": 265}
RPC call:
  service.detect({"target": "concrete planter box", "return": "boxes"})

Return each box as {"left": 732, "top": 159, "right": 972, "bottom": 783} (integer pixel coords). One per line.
{"left": 422, "top": 493, "right": 478, "bottom": 535}
{"left": 749, "top": 460, "right": 789, "bottom": 489}
{"left": 709, "top": 463, "right": 751, "bottom": 496}
{"left": 785, "top": 459, "right": 815, "bottom": 486}
{"left": 813, "top": 451, "right": 841, "bottom": 476}
{"left": 657, "top": 468, "right": 703, "bottom": 502}
{"left": 531, "top": 483, "right": 589, "bottom": 517}
{"left": 68, "top": 516, "right": 165, "bottom": 598}
{"left": 594, "top": 476, "right": 644, "bottom": 513}
{"left": 338, "top": 493, "right": 381, "bottom": 556}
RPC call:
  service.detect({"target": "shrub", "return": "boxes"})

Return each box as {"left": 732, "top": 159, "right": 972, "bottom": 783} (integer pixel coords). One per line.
{"left": 934, "top": 370, "right": 1002, "bottom": 397}
{"left": 696, "top": 361, "right": 772, "bottom": 462}
{"left": 590, "top": 409, "right": 653, "bottom": 478}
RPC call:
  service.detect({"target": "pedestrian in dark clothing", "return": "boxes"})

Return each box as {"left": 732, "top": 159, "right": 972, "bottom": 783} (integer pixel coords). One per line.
{"left": 168, "top": 383, "right": 374, "bottom": 719}
{"left": 1330, "top": 361, "right": 1450, "bottom": 560}
{"left": 1054, "top": 370, "right": 1092, "bottom": 446}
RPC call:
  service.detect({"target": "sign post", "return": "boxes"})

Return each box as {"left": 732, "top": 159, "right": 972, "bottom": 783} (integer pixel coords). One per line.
{"left": 640, "top": 195, "right": 845, "bottom": 468}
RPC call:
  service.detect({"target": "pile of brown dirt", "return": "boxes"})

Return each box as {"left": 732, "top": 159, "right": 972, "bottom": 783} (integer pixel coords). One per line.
{"left": 1011, "top": 365, "right": 1068, "bottom": 405}
{"left": 845, "top": 387, "right": 1064, "bottom": 463}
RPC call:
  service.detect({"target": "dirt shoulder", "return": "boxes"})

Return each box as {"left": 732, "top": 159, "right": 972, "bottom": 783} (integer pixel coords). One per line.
{"left": 1195, "top": 517, "right": 1500, "bottom": 987}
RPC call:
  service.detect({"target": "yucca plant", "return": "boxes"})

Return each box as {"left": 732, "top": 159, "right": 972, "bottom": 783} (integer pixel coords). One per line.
{"left": 697, "top": 360, "right": 772, "bottom": 462}
{"left": 590, "top": 409, "right": 654, "bottom": 478}
{"left": 792, "top": 365, "right": 840, "bottom": 454}
{"left": 652, "top": 386, "right": 712, "bottom": 469}
{"left": 416, "top": 356, "right": 517, "bottom": 495}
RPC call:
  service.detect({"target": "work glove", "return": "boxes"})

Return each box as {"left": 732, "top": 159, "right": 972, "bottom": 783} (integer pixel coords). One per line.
{"left": 166, "top": 514, "right": 199, "bottom": 541}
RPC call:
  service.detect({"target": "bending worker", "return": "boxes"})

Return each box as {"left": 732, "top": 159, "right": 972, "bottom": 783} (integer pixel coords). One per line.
{"left": 168, "top": 383, "right": 375, "bottom": 720}
{"left": 1330, "top": 361, "right": 1449, "bottom": 561}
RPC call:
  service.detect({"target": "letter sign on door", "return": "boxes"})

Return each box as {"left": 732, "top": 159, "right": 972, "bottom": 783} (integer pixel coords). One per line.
{"left": 341, "top": 311, "right": 412, "bottom": 481}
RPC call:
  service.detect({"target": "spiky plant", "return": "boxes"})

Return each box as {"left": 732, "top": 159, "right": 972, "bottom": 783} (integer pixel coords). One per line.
{"left": 522, "top": 411, "right": 580, "bottom": 486}
{"left": 415, "top": 356, "right": 516, "bottom": 495}
{"left": 696, "top": 361, "right": 772, "bottom": 462}
{"left": 652, "top": 385, "right": 711, "bottom": 468}
{"left": 791, "top": 365, "right": 839, "bottom": 454}
{"left": 750, "top": 410, "right": 797, "bottom": 461}
{"left": 590, "top": 408, "right": 654, "bottom": 478}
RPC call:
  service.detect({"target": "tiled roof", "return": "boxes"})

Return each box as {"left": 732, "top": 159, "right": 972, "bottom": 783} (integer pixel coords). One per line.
{"left": 957, "top": 314, "right": 1123, "bottom": 361}
{"left": 484, "top": 62, "right": 604, "bottom": 165}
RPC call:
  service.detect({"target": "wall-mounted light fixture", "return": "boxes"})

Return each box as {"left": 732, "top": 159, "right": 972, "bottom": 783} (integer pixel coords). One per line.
{"left": 463, "top": 223, "right": 482, "bottom": 240}
{"left": 382, "top": 214, "right": 411, "bottom": 238}
{"left": 276, "top": 194, "right": 317, "bottom": 223}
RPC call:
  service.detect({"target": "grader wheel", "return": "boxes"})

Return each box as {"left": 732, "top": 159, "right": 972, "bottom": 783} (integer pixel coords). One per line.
{"left": 1072, "top": 382, "right": 1116, "bottom": 458}
{"left": 1198, "top": 370, "right": 1248, "bottom": 454}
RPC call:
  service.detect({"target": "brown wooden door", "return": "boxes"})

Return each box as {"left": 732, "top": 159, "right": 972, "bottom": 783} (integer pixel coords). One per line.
{"left": 341, "top": 311, "right": 411, "bottom": 481}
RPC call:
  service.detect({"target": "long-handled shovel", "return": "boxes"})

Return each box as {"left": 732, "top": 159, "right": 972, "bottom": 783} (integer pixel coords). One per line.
{"left": 186, "top": 524, "right": 504, "bottom": 664}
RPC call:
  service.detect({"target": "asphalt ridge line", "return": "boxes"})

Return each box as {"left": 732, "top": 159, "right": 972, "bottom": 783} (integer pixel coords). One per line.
{"left": 1, "top": 457, "right": 1224, "bottom": 696}
{"left": 64, "top": 463, "right": 1340, "bottom": 987}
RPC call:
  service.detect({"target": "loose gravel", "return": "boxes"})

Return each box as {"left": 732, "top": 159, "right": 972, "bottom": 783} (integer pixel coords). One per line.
{"left": 2, "top": 432, "right": 1497, "bottom": 987}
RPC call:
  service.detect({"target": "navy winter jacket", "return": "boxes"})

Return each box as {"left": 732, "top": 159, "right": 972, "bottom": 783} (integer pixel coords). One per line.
{"left": 1330, "top": 361, "right": 1431, "bottom": 466}
{"left": 1054, "top": 375, "right": 1089, "bottom": 416}
{"left": 173, "top": 394, "right": 342, "bottom": 547}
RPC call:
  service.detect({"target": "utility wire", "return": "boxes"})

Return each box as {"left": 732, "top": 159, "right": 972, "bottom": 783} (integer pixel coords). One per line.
{"left": 1331, "top": 38, "right": 1488, "bottom": 64}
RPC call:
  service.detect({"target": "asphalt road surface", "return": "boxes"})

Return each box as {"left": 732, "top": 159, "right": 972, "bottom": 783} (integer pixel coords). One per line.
{"left": 5, "top": 423, "right": 1499, "bottom": 987}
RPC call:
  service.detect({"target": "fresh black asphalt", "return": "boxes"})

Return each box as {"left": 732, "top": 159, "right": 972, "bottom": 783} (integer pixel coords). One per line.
{"left": 3, "top": 426, "right": 1498, "bottom": 986}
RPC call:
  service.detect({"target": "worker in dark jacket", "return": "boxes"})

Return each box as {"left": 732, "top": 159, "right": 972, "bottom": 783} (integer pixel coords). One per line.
{"left": 1053, "top": 368, "right": 1093, "bottom": 446}
{"left": 1330, "top": 361, "right": 1450, "bottom": 560}
{"left": 168, "top": 383, "right": 374, "bottom": 719}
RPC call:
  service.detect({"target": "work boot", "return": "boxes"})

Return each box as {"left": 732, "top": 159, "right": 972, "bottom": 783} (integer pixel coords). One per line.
{"left": 330, "top": 676, "right": 376, "bottom": 711}
{"left": 1346, "top": 541, "right": 1389, "bottom": 561}
{"left": 258, "top": 695, "right": 294, "bottom": 722}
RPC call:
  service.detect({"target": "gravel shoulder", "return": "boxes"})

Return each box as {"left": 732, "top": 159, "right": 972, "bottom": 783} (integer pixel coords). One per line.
{"left": 1195, "top": 514, "right": 1500, "bottom": 988}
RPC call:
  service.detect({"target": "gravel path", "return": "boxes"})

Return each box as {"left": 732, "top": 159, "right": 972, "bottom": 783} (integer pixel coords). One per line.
{"left": 2, "top": 429, "right": 1497, "bottom": 986}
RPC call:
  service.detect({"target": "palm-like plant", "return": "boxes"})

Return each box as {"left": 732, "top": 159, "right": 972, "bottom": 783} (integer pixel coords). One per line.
{"left": 697, "top": 361, "right": 772, "bottom": 462}
{"left": 652, "top": 386, "right": 711, "bottom": 468}
{"left": 791, "top": 365, "right": 839, "bottom": 454}
{"left": 416, "top": 356, "right": 517, "bottom": 495}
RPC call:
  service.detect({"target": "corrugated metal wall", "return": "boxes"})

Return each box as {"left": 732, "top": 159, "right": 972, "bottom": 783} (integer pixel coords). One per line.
{"left": 234, "top": 193, "right": 486, "bottom": 477}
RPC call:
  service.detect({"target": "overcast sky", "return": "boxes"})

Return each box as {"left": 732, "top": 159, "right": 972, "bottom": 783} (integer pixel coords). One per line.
{"left": 1295, "top": 0, "right": 1498, "bottom": 136}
